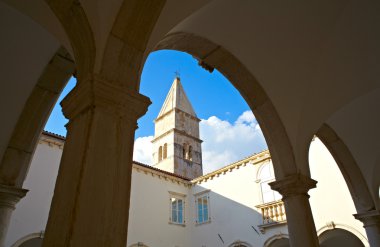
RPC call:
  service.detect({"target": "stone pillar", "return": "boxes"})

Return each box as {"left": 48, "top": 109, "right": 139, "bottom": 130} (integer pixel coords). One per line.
{"left": 270, "top": 174, "right": 319, "bottom": 247}
{"left": 354, "top": 210, "right": 380, "bottom": 247}
{"left": 0, "top": 184, "right": 27, "bottom": 247}
{"left": 42, "top": 75, "right": 151, "bottom": 247}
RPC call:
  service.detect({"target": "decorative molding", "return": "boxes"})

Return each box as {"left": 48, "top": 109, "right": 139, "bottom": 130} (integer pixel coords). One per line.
{"left": 61, "top": 75, "right": 151, "bottom": 121}
{"left": 317, "top": 222, "right": 369, "bottom": 247}
{"left": 154, "top": 108, "right": 201, "bottom": 123}
{"left": 354, "top": 210, "right": 380, "bottom": 227}
{"left": 228, "top": 240, "right": 253, "bottom": 247}
{"left": 11, "top": 232, "right": 44, "bottom": 247}
{"left": 255, "top": 159, "right": 272, "bottom": 181}
{"left": 132, "top": 163, "right": 191, "bottom": 188}
{"left": 151, "top": 128, "right": 203, "bottom": 144}
{"left": 168, "top": 191, "right": 187, "bottom": 198}
{"left": 193, "top": 189, "right": 211, "bottom": 197}
{"left": 192, "top": 150, "right": 271, "bottom": 184}
{"left": 263, "top": 234, "right": 289, "bottom": 247}
{"left": 0, "top": 184, "right": 28, "bottom": 209}
{"left": 269, "top": 174, "right": 317, "bottom": 198}
{"left": 39, "top": 135, "right": 65, "bottom": 150}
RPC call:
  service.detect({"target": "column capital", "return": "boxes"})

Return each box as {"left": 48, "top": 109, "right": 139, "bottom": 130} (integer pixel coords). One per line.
{"left": 61, "top": 74, "right": 151, "bottom": 121}
{"left": 0, "top": 184, "right": 28, "bottom": 209}
{"left": 354, "top": 210, "right": 380, "bottom": 227}
{"left": 269, "top": 174, "right": 317, "bottom": 199}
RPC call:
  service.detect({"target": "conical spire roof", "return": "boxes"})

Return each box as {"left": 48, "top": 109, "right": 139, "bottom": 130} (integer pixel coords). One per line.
{"left": 157, "top": 77, "right": 197, "bottom": 118}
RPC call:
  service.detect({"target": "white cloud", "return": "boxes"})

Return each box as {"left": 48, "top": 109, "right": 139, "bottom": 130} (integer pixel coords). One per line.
{"left": 133, "top": 111, "right": 267, "bottom": 174}
{"left": 200, "top": 111, "right": 267, "bottom": 173}
{"left": 133, "top": 136, "right": 153, "bottom": 165}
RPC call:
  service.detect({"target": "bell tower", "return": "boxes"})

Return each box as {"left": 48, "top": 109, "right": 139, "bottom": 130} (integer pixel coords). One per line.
{"left": 151, "top": 77, "right": 203, "bottom": 179}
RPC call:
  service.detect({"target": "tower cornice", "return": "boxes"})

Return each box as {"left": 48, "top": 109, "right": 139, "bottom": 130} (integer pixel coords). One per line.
{"left": 151, "top": 128, "right": 203, "bottom": 144}
{"left": 154, "top": 108, "right": 201, "bottom": 123}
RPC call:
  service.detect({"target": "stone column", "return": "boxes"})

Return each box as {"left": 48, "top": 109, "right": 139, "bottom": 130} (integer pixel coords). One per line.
{"left": 270, "top": 174, "right": 319, "bottom": 247}
{"left": 354, "top": 210, "right": 380, "bottom": 247}
{"left": 42, "top": 75, "right": 151, "bottom": 247}
{"left": 0, "top": 184, "right": 27, "bottom": 247}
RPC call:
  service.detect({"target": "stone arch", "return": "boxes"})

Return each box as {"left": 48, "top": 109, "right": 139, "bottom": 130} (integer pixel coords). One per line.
{"left": 11, "top": 232, "right": 44, "bottom": 247}
{"left": 317, "top": 225, "right": 368, "bottom": 247}
{"left": 99, "top": 0, "right": 166, "bottom": 90}
{"left": 228, "top": 240, "right": 253, "bottom": 247}
{"left": 155, "top": 32, "right": 298, "bottom": 179}
{"left": 44, "top": 0, "right": 95, "bottom": 81}
{"left": 316, "top": 123, "right": 375, "bottom": 213}
{"left": 0, "top": 47, "right": 74, "bottom": 187}
{"left": 263, "top": 234, "right": 290, "bottom": 247}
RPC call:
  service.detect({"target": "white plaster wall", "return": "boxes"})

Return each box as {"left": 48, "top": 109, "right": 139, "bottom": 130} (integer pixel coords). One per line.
{"left": 127, "top": 170, "right": 191, "bottom": 247}
{"left": 5, "top": 142, "right": 62, "bottom": 247}
{"left": 6, "top": 137, "right": 369, "bottom": 247}
{"left": 309, "top": 138, "right": 368, "bottom": 246}
{"left": 189, "top": 161, "right": 288, "bottom": 247}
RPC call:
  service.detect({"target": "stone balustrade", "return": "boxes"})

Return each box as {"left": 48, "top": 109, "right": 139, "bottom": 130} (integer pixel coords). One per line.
{"left": 256, "top": 200, "right": 287, "bottom": 233}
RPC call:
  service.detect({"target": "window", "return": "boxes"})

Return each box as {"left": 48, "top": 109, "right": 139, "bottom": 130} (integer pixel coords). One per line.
{"left": 188, "top": 145, "right": 193, "bottom": 161}
{"left": 195, "top": 193, "right": 210, "bottom": 224}
{"left": 163, "top": 143, "right": 167, "bottom": 159}
{"left": 158, "top": 146, "right": 162, "bottom": 162}
{"left": 258, "top": 162, "right": 281, "bottom": 203}
{"left": 169, "top": 192, "right": 185, "bottom": 225}
{"left": 182, "top": 143, "right": 187, "bottom": 159}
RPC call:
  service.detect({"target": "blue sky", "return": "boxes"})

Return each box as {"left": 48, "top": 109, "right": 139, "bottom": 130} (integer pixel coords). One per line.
{"left": 44, "top": 50, "right": 267, "bottom": 172}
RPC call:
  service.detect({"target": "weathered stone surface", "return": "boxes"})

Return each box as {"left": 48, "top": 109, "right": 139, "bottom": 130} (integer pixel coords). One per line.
{"left": 152, "top": 77, "right": 202, "bottom": 179}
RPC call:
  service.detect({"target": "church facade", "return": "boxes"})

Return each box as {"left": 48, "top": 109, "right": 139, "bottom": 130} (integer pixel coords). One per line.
{"left": 6, "top": 79, "right": 368, "bottom": 247}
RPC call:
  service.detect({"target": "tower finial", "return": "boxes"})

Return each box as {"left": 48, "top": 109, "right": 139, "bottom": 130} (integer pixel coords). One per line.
{"left": 174, "top": 70, "right": 180, "bottom": 80}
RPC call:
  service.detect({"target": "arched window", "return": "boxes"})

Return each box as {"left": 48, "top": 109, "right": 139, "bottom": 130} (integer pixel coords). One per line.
{"left": 188, "top": 145, "right": 193, "bottom": 161}
{"left": 258, "top": 162, "right": 281, "bottom": 203}
{"left": 183, "top": 143, "right": 187, "bottom": 159}
{"left": 163, "top": 143, "right": 167, "bottom": 159}
{"left": 158, "top": 146, "right": 163, "bottom": 162}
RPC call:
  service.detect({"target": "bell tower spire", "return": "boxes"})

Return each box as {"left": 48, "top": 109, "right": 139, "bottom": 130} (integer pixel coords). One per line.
{"left": 151, "top": 77, "right": 203, "bottom": 179}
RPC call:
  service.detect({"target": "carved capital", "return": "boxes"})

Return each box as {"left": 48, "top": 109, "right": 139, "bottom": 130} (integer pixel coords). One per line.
{"left": 0, "top": 184, "right": 28, "bottom": 209}
{"left": 354, "top": 210, "right": 380, "bottom": 227}
{"left": 61, "top": 75, "right": 151, "bottom": 121}
{"left": 269, "top": 174, "right": 317, "bottom": 199}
